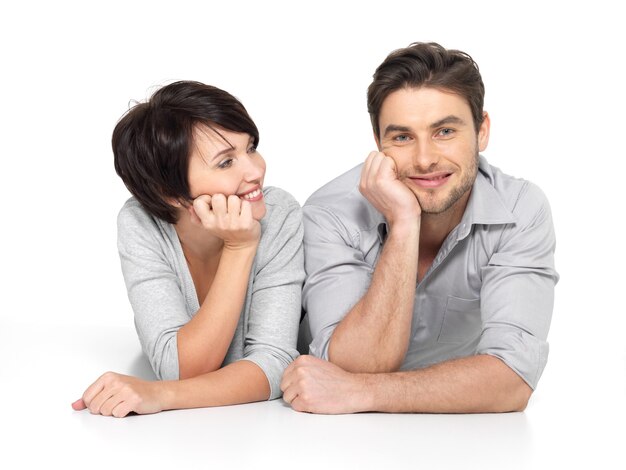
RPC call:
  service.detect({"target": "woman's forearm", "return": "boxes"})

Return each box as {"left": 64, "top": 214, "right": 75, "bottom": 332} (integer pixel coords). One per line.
{"left": 160, "top": 360, "right": 270, "bottom": 410}
{"left": 177, "top": 246, "right": 257, "bottom": 379}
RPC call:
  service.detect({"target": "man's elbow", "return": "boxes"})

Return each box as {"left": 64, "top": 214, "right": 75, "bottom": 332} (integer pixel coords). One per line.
{"left": 511, "top": 383, "right": 533, "bottom": 412}
{"left": 492, "top": 380, "right": 532, "bottom": 413}
{"left": 327, "top": 338, "right": 402, "bottom": 373}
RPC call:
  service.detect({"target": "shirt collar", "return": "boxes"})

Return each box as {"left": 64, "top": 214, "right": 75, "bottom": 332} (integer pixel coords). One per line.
{"left": 377, "top": 155, "right": 516, "bottom": 244}
{"left": 463, "top": 156, "right": 516, "bottom": 224}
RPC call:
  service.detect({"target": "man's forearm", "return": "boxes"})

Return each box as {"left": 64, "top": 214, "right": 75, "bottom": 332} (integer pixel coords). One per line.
{"left": 328, "top": 220, "right": 420, "bottom": 373}
{"left": 358, "top": 355, "right": 532, "bottom": 413}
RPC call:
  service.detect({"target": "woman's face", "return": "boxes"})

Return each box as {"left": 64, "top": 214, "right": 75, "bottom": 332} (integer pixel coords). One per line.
{"left": 186, "top": 125, "right": 267, "bottom": 220}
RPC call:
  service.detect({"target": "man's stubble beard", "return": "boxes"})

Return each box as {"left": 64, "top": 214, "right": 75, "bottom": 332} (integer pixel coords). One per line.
{"left": 404, "top": 152, "right": 479, "bottom": 215}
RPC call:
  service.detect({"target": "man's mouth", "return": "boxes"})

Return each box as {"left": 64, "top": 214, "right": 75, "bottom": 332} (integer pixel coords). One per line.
{"left": 408, "top": 172, "right": 452, "bottom": 189}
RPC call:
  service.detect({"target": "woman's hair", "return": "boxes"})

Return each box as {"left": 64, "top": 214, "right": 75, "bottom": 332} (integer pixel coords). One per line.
{"left": 367, "top": 42, "right": 485, "bottom": 138}
{"left": 112, "top": 80, "right": 259, "bottom": 223}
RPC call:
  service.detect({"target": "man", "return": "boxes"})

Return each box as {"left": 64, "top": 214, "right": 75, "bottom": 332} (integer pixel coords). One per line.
{"left": 281, "top": 42, "right": 558, "bottom": 414}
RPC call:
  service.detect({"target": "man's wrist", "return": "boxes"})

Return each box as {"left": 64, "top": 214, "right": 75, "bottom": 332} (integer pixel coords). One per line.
{"left": 354, "top": 373, "right": 379, "bottom": 412}
{"left": 387, "top": 217, "right": 421, "bottom": 240}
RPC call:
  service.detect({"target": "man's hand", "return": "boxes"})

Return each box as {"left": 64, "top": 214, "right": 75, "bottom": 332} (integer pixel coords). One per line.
{"left": 280, "top": 355, "right": 371, "bottom": 414}
{"left": 359, "top": 151, "right": 421, "bottom": 227}
{"left": 71, "top": 372, "right": 165, "bottom": 418}
{"left": 189, "top": 194, "right": 261, "bottom": 250}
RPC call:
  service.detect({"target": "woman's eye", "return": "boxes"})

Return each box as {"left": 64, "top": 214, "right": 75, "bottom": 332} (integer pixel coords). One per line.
{"left": 247, "top": 146, "right": 257, "bottom": 154}
{"left": 217, "top": 158, "right": 234, "bottom": 169}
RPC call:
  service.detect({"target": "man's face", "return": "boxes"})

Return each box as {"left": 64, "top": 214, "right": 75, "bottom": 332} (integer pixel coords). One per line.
{"left": 377, "top": 87, "right": 490, "bottom": 215}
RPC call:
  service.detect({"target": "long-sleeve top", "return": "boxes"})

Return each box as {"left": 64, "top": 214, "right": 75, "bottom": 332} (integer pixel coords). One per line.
{"left": 117, "top": 186, "right": 304, "bottom": 399}
{"left": 301, "top": 156, "right": 558, "bottom": 389}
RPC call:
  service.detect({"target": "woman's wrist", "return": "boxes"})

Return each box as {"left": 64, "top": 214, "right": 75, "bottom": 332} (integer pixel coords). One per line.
{"left": 222, "top": 239, "right": 259, "bottom": 254}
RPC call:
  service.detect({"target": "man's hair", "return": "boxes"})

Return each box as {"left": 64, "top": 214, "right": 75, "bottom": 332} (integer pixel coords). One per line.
{"left": 112, "top": 80, "right": 259, "bottom": 224}
{"left": 367, "top": 42, "right": 485, "bottom": 138}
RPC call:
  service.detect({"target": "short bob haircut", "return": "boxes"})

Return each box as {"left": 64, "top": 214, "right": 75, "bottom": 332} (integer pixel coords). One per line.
{"left": 367, "top": 42, "right": 485, "bottom": 139}
{"left": 113, "top": 80, "right": 259, "bottom": 224}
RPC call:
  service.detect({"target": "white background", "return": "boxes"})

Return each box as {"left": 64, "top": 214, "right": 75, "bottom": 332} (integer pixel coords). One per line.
{"left": 1, "top": 1, "right": 624, "bottom": 468}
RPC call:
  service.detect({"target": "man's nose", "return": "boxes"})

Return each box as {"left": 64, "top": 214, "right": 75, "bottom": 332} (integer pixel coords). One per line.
{"left": 412, "top": 139, "right": 440, "bottom": 171}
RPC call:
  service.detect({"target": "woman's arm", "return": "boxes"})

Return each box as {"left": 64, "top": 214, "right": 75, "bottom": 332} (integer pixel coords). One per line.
{"left": 176, "top": 194, "right": 262, "bottom": 378}
{"left": 72, "top": 360, "right": 269, "bottom": 418}
{"left": 117, "top": 195, "right": 261, "bottom": 381}
{"left": 239, "top": 190, "right": 304, "bottom": 399}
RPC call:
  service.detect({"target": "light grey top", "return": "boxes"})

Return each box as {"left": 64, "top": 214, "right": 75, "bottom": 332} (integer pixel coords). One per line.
{"left": 300, "top": 156, "right": 558, "bottom": 389}
{"left": 117, "top": 186, "right": 304, "bottom": 399}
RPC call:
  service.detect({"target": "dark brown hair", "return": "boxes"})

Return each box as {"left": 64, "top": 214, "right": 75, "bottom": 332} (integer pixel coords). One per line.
{"left": 112, "top": 81, "right": 259, "bottom": 223}
{"left": 367, "top": 42, "right": 485, "bottom": 138}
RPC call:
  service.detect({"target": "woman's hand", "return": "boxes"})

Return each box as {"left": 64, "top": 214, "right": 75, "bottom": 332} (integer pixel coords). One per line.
{"left": 189, "top": 194, "right": 261, "bottom": 250}
{"left": 71, "top": 372, "right": 165, "bottom": 418}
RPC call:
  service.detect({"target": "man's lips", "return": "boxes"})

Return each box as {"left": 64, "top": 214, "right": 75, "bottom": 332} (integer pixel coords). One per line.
{"left": 407, "top": 172, "right": 452, "bottom": 189}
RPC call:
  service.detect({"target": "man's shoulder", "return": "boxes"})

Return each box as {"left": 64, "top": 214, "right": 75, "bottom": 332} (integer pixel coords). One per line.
{"left": 479, "top": 157, "right": 552, "bottom": 227}
{"left": 303, "top": 163, "right": 383, "bottom": 231}
{"left": 304, "top": 163, "right": 363, "bottom": 207}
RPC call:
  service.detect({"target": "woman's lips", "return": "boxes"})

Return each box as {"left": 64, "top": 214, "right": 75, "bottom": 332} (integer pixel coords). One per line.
{"left": 239, "top": 187, "right": 264, "bottom": 201}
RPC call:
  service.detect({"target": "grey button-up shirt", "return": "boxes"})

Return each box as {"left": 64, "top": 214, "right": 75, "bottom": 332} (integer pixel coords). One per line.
{"left": 301, "top": 156, "right": 558, "bottom": 389}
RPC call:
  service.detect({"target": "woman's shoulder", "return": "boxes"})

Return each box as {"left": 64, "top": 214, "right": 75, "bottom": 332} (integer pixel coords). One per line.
{"left": 118, "top": 197, "right": 159, "bottom": 231}
{"left": 262, "top": 186, "right": 301, "bottom": 211}
{"left": 261, "top": 187, "right": 302, "bottom": 225}
{"left": 117, "top": 197, "right": 173, "bottom": 252}
{"left": 256, "top": 187, "right": 304, "bottom": 272}
{"left": 258, "top": 187, "right": 303, "bottom": 248}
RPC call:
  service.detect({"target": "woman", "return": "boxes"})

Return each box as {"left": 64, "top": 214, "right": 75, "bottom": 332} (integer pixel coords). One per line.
{"left": 71, "top": 81, "right": 303, "bottom": 417}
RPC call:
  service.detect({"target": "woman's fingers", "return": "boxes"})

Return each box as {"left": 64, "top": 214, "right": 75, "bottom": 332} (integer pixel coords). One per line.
{"left": 189, "top": 193, "right": 260, "bottom": 248}
{"left": 71, "top": 399, "right": 86, "bottom": 411}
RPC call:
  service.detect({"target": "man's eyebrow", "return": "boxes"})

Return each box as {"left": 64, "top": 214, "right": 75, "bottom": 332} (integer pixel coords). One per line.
{"left": 430, "top": 115, "right": 467, "bottom": 128}
{"left": 383, "top": 124, "right": 412, "bottom": 137}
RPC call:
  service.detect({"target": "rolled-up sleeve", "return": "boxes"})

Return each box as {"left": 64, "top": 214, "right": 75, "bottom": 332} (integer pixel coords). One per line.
{"left": 117, "top": 208, "right": 185, "bottom": 381}
{"left": 243, "top": 198, "right": 305, "bottom": 399}
{"left": 302, "top": 204, "right": 373, "bottom": 359}
{"left": 477, "top": 183, "right": 559, "bottom": 389}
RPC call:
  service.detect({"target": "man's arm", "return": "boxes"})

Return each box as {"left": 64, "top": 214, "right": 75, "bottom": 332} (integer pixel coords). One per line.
{"left": 325, "top": 152, "right": 422, "bottom": 372}
{"left": 281, "top": 354, "right": 531, "bottom": 414}
{"left": 328, "top": 221, "right": 419, "bottom": 372}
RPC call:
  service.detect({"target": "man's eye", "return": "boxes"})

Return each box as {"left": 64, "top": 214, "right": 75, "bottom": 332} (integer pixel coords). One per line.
{"left": 438, "top": 128, "right": 455, "bottom": 136}
{"left": 394, "top": 134, "right": 411, "bottom": 142}
{"left": 218, "top": 158, "right": 234, "bottom": 169}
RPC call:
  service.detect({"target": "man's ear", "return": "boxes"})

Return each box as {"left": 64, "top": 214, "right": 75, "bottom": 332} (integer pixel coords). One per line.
{"left": 374, "top": 130, "right": 383, "bottom": 151}
{"left": 478, "top": 111, "right": 491, "bottom": 152}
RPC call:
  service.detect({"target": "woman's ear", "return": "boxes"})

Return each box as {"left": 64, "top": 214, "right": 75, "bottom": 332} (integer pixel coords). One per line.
{"left": 165, "top": 197, "right": 184, "bottom": 208}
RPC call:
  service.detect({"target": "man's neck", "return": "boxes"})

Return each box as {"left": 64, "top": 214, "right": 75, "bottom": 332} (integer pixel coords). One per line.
{"left": 419, "top": 190, "right": 471, "bottom": 254}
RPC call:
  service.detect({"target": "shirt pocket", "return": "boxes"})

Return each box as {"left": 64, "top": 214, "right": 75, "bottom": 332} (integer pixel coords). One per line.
{"left": 437, "top": 296, "right": 481, "bottom": 344}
